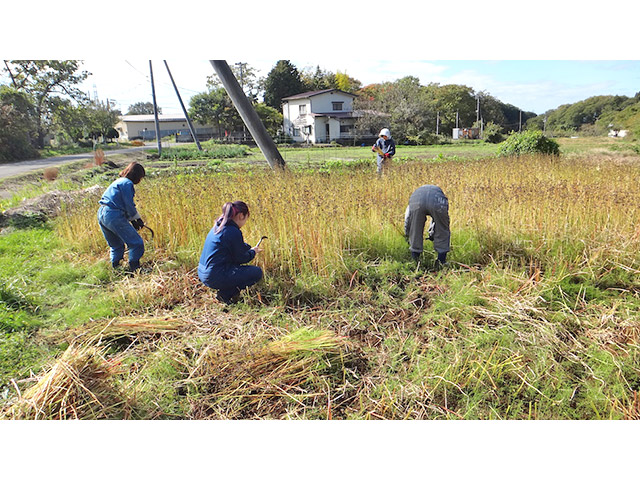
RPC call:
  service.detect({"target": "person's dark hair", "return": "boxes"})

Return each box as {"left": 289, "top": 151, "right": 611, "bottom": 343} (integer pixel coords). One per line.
{"left": 120, "top": 162, "right": 146, "bottom": 184}
{"left": 215, "top": 201, "right": 249, "bottom": 233}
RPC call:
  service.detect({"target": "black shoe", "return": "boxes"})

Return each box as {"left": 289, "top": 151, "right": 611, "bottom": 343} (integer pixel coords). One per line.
{"left": 434, "top": 259, "right": 448, "bottom": 271}
{"left": 411, "top": 251, "right": 421, "bottom": 262}
{"left": 127, "top": 260, "right": 141, "bottom": 273}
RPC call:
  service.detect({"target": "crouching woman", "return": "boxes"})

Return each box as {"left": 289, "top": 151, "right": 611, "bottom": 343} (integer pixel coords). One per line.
{"left": 198, "top": 201, "right": 263, "bottom": 304}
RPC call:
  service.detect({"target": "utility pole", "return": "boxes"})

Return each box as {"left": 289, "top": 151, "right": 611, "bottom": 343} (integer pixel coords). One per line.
{"left": 456, "top": 110, "right": 459, "bottom": 129}
{"left": 543, "top": 116, "right": 547, "bottom": 134}
{"left": 209, "top": 60, "right": 285, "bottom": 170}
{"left": 436, "top": 111, "right": 440, "bottom": 135}
{"left": 164, "top": 60, "right": 202, "bottom": 151}
{"left": 149, "top": 60, "right": 162, "bottom": 156}
{"left": 235, "top": 62, "right": 248, "bottom": 142}
{"left": 476, "top": 95, "right": 480, "bottom": 123}
{"left": 519, "top": 110, "right": 522, "bottom": 132}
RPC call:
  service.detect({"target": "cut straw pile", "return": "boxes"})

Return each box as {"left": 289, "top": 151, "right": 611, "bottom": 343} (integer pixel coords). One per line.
{"left": 74, "top": 315, "right": 186, "bottom": 343}
{"left": 186, "top": 328, "right": 364, "bottom": 419}
{"left": 2, "top": 344, "right": 126, "bottom": 420}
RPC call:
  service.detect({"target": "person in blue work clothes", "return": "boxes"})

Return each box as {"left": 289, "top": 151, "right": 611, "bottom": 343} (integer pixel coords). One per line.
{"left": 97, "top": 161, "right": 147, "bottom": 272}
{"left": 404, "top": 184, "right": 451, "bottom": 270}
{"left": 198, "top": 201, "right": 264, "bottom": 305}
{"left": 372, "top": 128, "right": 396, "bottom": 175}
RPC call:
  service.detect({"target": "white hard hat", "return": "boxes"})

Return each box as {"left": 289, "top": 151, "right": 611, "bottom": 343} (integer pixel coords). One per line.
{"left": 379, "top": 128, "right": 391, "bottom": 138}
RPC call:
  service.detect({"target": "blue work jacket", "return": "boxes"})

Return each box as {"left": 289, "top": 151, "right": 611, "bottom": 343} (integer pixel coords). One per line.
{"left": 98, "top": 177, "right": 140, "bottom": 220}
{"left": 197, "top": 220, "right": 256, "bottom": 285}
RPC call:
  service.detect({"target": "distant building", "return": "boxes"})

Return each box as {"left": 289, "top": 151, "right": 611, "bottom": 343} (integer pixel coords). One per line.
{"left": 608, "top": 129, "right": 628, "bottom": 138}
{"left": 452, "top": 127, "right": 480, "bottom": 140}
{"left": 116, "top": 114, "right": 216, "bottom": 141}
{"left": 282, "top": 89, "right": 361, "bottom": 144}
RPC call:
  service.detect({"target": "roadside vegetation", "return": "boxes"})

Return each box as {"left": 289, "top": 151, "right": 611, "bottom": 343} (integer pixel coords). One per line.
{"left": 1, "top": 137, "right": 639, "bottom": 419}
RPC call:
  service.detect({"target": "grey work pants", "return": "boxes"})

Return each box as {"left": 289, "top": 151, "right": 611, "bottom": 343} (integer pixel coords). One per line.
{"left": 404, "top": 185, "right": 450, "bottom": 254}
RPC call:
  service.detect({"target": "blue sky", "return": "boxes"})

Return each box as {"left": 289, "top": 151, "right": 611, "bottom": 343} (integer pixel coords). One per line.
{"left": 2, "top": 2, "right": 639, "bottom": 116}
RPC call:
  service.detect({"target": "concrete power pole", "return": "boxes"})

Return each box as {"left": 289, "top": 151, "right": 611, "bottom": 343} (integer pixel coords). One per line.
{"left": 164, "top": 60, "right": 202, "bottom": 151}
{"left": 209, "top": 60, "right": 285, "bottom": 170}
{"left": 149, "top": 61, "right": 162, "bottom": 156}
{"left": 519, "top": 110, "right": 522, "bottom": 132}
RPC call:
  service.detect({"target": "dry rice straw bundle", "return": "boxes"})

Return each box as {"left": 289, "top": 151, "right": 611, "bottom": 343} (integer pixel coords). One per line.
{"left": 187, "top": 328, "right": 356, "bottom": 418}
{"left": 2, "top": 344, "right": 125, "bottom": 420}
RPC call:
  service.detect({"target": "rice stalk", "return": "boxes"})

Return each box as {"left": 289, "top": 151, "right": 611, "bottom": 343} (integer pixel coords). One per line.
{"left": 2, "top": 344, "right": 127, "bottom": 420}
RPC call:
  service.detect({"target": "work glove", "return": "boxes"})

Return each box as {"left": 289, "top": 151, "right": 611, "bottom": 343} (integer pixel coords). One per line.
{"left": 131, "top": 218, "right": 145, "bottom": 230}
{"left": 384, "top": 153, "right": 391, "bottom": 158}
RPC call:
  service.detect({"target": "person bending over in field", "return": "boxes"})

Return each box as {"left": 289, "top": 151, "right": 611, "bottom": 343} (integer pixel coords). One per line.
{"left": 97, "top": 161, "right": 147, "bottom": 272}
{"left": 198, "top": 201, "right": 264, "bottom": 305}
{"left": 372, "top": 128, "right": 396, "bottom": 175}
{"left": 404, "top": 184, "right": 451, "bottom": 269}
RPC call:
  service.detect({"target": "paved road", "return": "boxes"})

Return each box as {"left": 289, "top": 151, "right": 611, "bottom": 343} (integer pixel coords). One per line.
{"left": 0, "top": 146, "right": 154, "bottom": 179}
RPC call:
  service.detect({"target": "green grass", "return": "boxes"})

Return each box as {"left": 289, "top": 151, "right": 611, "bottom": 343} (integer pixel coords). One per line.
{"left": 2, "top": 140, "right": 640, "bottom": 419}
{"left": 0, "top": 225, "right": 124, "bottom": 387}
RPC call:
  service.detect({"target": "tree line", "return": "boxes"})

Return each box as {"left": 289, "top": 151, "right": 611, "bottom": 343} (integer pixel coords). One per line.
{"left": 525, "top": 93, "right": 640, "bottom": 138}
{"left": 2, "top": 60, "right": 638, "bottom": 163}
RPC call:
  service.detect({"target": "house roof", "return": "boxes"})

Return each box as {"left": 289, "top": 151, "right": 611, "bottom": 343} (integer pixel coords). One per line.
{"left": 282, "top": 89, "right": 358, "bottom": 101}
{"left": 120, "top": 114, "right": 187, "bottom": 123}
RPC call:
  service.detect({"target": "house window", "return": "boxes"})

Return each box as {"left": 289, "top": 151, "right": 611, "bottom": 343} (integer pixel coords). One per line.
{"left": 340, "top": 125, "right": 352, "bottom": 133}
{"left": 299, "top": 104, "right": 307, "bottom": 115}
{"left": 332, "top": 102, "right": 343, "bottom": 111}
{"left": 293, "top": 128, "right": 301, "bottom": 137}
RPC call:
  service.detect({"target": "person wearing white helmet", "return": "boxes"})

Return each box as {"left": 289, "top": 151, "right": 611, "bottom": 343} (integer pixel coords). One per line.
{"left": 371, "top": 127, "right": 396, "bottom": 175}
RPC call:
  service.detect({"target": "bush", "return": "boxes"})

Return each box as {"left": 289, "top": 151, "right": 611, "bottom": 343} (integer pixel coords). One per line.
{"left": 497, "top": 130, "right": 560, "bottom": 157}
{"left": 483, "top": 122, "right": 504, "bottom": 144}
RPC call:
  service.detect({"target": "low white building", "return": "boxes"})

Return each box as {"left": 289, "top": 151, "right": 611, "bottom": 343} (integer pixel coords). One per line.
{"left": 608, "top": 129, "right": 628, "bottom": 138}
{"left": 282, "top": 89, "right": 360, "bottom": 144}
{"left": 116, "top": 114, "right": 215, "bottom": 141}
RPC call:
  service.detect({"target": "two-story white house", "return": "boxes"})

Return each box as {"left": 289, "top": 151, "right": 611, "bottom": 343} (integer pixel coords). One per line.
{"left": 282, "top": 89, "right": 360, "bottom": 144}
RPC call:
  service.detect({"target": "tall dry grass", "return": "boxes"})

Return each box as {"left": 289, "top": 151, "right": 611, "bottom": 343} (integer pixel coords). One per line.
{"left": 58, "top": 154, "right": 640, "bottom": 283}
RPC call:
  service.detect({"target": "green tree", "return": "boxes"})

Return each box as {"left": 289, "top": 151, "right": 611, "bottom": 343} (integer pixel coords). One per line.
{"left": 207, "top": 62, "right": 263, "bottom": 102}
{"left": 127, "top": 101, "right": 160, "bottom": 115}
{"left": 254, "top": 103, "right": 283, "bottom": 136}
{"left": 86, "top": 101, "right": 121, "bottom": 142}
{"left": 263, "top": 60, "right": 305, "bottom": 109}
{"left": 51, "top": 97, "right": 89, "bottom": 143}
{"left": 4, "top": 60, "right": 90, "bottom": 148}
{"left": 301, "top": 66, "right": 336, "bottom": 91}
{"left": 0, "top": 86, "right": 39, "bottom": 162}
{"left": 424, "top": 83, "right": 476, "bottom": 134}
{"left": 189, "top": 88, "right": 243, "bottom": 139}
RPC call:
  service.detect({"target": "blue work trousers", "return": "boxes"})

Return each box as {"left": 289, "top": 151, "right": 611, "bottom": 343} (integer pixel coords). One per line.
{"left": 97, "top": 206, "right": 144, "bottom": 266}
{"left": 200, "top": 265, "right": 263, "bottom": 302}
